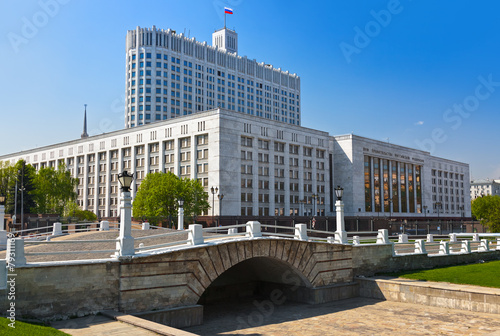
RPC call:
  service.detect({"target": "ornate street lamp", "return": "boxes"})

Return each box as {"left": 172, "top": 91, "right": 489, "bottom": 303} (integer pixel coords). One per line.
{"left": 118, "top": 171, "right": 134, "bottom": 192}
{"left": 334, "top": 185, "right": 344, "bottom": 201}
{"left": 116, "top": 170, "right": 134, "bottom": 257}
{"left": 334, "top": 186, "right": 347, "bottom": 244}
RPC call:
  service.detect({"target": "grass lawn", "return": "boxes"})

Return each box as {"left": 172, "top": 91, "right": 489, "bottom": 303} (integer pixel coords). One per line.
{"left": 0, "top": 317, "right": 70, "bottom": 336}
{"left": 387, "top": 260, "right": 500, "bottom": 288}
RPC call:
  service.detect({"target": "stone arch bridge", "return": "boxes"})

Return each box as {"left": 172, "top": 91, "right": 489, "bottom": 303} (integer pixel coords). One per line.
{"left": 1, "top": 227, "right": 358, "bottom": 326}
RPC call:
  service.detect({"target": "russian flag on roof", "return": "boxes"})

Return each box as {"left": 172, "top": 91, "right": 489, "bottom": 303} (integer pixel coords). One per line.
{"left": 224, "top": 7, "right": 233, "bottom": 14}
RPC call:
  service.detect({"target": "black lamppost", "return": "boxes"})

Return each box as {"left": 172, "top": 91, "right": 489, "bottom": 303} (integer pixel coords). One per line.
{"left": 210, "top": 186, "right": 218, "bottom": 226}
{"left": 217, "top": 193, "right": 224, "bottom": 226}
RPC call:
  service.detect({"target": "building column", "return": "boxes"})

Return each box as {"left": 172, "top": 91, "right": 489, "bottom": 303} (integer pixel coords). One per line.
{"left": 269, "top": 141, "right": 276, "bottom": 215}
{"left": 145, "top": 143, "right": 151, "bottom": 177}
{"left": 105, "top": 150, "right": 112, "bottom": 218}
{"left": 405, "top": 163, "right": 410, "bottom": 213}
{"left": 160, "top": 139, "right": 166, "bottom": 173}
{"left": 298, "top": 144, "right": 304, "bottom": 214}
{"left": 397, "top": 161, "right": 402, "bottom": 213}
{"left": 83, "top": 154, "right": 89, "bottom": 211}
{"left": 413, "top": 164, "right": 418, "bottom": 213}
{"left": 284, "top": 143, "right": 291, "bottom": 215}
{"left": 370, "top": 157, "right": 375, "bottom": 213}
{"left": 131, "top": 146, "right": 137, "bottom": 198}
{"left": 388, "top": 160, "right": 393, "bottom": 214}
{"left": 94, "top": 156, "right": 100, "bottom": 217}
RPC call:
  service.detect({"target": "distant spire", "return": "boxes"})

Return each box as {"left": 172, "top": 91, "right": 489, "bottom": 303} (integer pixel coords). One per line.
{"left": 81, "top": 104, "right": 89, "bottom": 139}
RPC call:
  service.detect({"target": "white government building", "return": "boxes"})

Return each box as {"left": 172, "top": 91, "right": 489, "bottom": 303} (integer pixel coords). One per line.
{"left": 0, "top": 26, "right": 471, "bottom": 221}
{"left": 124, "top": 26, "right": 300, "bottom": 128}
{"left": 0, "top": 108, "right": 471, "bottom": 220}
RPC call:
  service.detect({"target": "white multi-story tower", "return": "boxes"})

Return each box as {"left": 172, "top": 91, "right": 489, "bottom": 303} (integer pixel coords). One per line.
{"left": 125, "top": 26, "right": 301, "bottom": 128}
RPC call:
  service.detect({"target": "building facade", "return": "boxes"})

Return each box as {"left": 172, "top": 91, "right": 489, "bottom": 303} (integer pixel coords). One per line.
{"left": 0, "top": 110, "right": 471, "bottom": 220}
{"left": 334, "top": 135, "right": 471, "bottom": 218}
{"left": 1, "top": 109, "right": 330, "bottom": 219}
{"left": 470, "top": 179, "right": 500, "bottom": 199}
{"left": 125, "top": 26, "right": 300, "bottom": 128}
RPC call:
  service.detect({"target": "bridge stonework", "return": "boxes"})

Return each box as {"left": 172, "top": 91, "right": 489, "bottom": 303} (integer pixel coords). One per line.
{"left": 119, "top": 238, "right": 354, "bottom": 313}
{"left": 0, "top": 238, "right": 355, "bottom": 321}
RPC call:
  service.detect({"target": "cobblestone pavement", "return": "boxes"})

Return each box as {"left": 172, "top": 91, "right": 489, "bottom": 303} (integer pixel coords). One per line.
{"left": 184, "top": 297, "right": 500, "bottom": 336}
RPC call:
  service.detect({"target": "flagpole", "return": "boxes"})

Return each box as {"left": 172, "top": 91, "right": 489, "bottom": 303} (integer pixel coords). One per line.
{"left": 224, "top": 12, "right": 226, "bottom": 29}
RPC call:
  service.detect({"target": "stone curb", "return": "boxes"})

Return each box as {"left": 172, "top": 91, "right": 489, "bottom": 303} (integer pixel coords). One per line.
{"left": 101, "top": 310, "right": 199, "bottom": 336}
{"left": 356, "top": 276, "right": 500, "bottom": 314}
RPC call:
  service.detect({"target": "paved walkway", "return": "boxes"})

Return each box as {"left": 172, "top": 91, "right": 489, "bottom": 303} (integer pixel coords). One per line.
{"left": 52, "top": 296, "right": 500, "bottom": 336}
{"left": 184, "top": 297, "right": 500, "bottom": 336}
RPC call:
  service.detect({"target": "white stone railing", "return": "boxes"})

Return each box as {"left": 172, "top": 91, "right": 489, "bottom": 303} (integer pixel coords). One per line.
{"left": 392, "top": 232, "right": 500, "bottom": 256}
{"left": 4, "top": 220, "right": 500, "bottom": 268}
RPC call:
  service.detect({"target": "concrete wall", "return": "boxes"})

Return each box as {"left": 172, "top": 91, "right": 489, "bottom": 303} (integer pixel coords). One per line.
{"left": 135, "top": 305, "right": 203, "bottom": 329}
{"left": 358, "top": 277, "right": 500, "bottom": 314}
{"left": 0, "top": 261, "right": 120, "bottom": 320}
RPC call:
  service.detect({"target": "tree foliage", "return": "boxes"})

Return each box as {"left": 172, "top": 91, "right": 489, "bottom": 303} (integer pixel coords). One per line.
{"left": 5, "top": 160, "right": 37, "bottom": 215}
{"left": 0, "top": 161, "right": 15, "bottom": 198}
{"left": 0, "top": 160, "right": 78, "bottom": 217}
{"left": 471, "top": 195, "right": 500, "bottom": 233}
{"left": 34, "top": 163, "right": 78, "bottom": 215}
{"left": 132, "top": 172, "right": 209, "bottom": 224}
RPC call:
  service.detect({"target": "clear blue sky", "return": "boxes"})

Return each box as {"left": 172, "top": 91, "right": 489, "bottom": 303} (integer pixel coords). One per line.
{"left": 1, "top": 0, "right": 499, "bottom": 180}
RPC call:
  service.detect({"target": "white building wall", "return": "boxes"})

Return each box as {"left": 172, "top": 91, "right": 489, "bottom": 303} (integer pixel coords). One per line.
{"left": 333, "top": 134, "right": 471, "bottom": 218}
{"left": 0, "top": 109, "right": 331, "bottom": 219}
{"left": 124, "top": 26, "right": 301, "bottom": 129}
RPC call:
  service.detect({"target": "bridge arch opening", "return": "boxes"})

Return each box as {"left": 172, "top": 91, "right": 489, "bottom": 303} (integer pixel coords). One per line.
{"left": 198, "top": 256, "right": 312, "bottom": 305}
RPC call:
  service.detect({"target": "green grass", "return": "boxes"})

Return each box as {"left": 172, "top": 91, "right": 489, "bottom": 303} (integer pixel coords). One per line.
{"left": 387, "top": 260, "right": 500, "bottom": 288}
{"left": 0, "top": 317, "right": 70, "bottom": 336}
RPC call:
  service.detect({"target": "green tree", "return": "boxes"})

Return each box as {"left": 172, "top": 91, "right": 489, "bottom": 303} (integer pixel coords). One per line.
{"left": 6, "top": 160, "right": 37, "bottom": 215}
{"left": 178, "top": 177, "right": 210, "bottom": 222}
{"left": 0, "top": 161, "right": 15, "bottom": 199}
{"left": 471, "top": 195, "right": 500, "bottom": 232}
{"left": 34, "top": 163, "right": 78, "bottom": 215}
{"left": 132, "top": 172, "right": 209, "bottom": 225}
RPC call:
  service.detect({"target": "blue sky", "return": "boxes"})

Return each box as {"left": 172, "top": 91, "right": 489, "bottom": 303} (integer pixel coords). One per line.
{"left": 1, "top": 0, "right": 499, "bottom": 180}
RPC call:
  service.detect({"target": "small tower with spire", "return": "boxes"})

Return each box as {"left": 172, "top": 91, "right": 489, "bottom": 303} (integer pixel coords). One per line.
{"left": 81, "top": 104, "right": 89, "bottom": 139}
